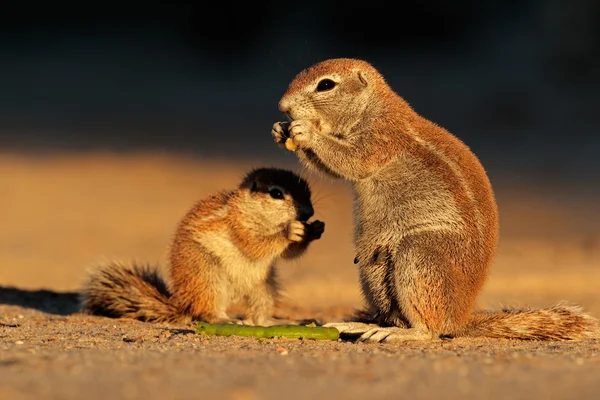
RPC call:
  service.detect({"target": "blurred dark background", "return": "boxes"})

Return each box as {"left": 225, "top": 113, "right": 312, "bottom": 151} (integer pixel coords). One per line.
{"left": 1, "top": 0, "right": 599, "bottom": 188}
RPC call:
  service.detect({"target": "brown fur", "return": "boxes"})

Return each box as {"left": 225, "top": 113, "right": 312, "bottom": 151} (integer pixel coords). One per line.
{"left": 464, "top": 304, "right": 599, "bottom": 340}
{"left": 81, "top": 168, "right": 324, "bottom": 325}
{"left": 80, "top": 260, "right": 184, "bottom": 323}
{"left": 273, "top": 58, "right": 599, "bottom": 341}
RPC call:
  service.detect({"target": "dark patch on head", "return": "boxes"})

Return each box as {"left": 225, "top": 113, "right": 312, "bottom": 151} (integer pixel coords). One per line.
{"left": 239, "top": 167, "right": 314, "bottom": 220}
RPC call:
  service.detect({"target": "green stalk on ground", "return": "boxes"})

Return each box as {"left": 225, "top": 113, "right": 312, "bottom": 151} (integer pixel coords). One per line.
{"left": 196, "top": 322, "right": 340, "bottom": 340}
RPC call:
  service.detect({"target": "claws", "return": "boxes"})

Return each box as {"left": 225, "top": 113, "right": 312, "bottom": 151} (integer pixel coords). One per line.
{"left": 272, "top": 122, "right": 290, "bottom": 148}
{"left": 357, "top": 327, "right": 393, "bottom": 343}
{"left": 322, "top": 322, "right": 379, "bottom": 335}
{"left": 323, "top": 322, "right": 432, "bottom": 343}
{"left": 359, "top": 327, "right": 432, "bottom": 343}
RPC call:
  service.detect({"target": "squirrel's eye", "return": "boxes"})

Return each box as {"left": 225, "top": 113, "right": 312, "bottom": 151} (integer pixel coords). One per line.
{"left": 316, "top": 79, "right": 336, "bottom": 92}
{"left": 269, "top": 188, "right": 284, "bottom": 199}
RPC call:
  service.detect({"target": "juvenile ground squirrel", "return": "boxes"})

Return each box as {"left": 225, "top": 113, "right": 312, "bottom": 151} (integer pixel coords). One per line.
{"left": 272, "top": 58, "right": 599, "bottom": 342}
{"left": 81, "top": 167, "right": 325, "bottom": 325}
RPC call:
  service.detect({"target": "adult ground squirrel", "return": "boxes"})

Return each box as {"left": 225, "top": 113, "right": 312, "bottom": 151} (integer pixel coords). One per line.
{"left": 271, "top": 58, "right": 599, "bottom": 342}
{"left": 80, "top": 167, "right": 325, "bottom": 325}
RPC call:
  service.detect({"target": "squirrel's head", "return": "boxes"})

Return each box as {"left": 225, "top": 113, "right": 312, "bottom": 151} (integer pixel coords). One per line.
{"left": 278, "top": 58, "right": 387, "bottom": 134}
{"left": 236, "top": 168, "right": 314, "bottom": 234}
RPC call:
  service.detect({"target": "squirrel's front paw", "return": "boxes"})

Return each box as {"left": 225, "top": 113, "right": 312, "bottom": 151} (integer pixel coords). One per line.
{"left": 288, "top": 119, "right": 318, "bottom": 148}
{"left": 272, "top": 122, "right": 290, "bottom": 148}
{"left": 287, "top": 220, "right": 305, "bottom": 242}
{"left": 306, "top": 220, "right": 325, "bottom": 240}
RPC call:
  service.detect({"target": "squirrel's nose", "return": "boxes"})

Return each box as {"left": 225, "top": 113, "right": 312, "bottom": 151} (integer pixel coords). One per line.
{"left": 297, "top": 206, "right": 314, "bottom": 222}
{"left": 278, "top": 99, "right": 290, "bottom": 113}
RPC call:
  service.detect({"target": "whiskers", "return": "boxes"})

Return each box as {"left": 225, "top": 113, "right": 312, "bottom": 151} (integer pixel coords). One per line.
{"left": 310, "top": 187, "right": 345, "bottom": 218}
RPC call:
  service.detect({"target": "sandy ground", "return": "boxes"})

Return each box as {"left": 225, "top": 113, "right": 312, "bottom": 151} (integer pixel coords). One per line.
{"left": 1, "top": 152, "right": 599, "bottom": 400}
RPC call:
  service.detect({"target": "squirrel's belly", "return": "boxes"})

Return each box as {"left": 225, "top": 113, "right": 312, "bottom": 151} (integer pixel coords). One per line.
{"left": 352, "top": 179, "right": 465, "bottom": 244}
{"left": 196, "top": 231, "right": 273, "bottom": 296}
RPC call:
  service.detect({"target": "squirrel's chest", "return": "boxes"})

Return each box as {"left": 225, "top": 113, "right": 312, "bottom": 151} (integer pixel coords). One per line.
{"left": 200, "top": 231, "right": 273, "bottom": 287}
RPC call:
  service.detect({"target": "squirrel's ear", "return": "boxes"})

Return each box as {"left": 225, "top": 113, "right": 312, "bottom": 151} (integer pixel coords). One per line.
{"left": 357, "top": 71, "right": 368, "bottom": 87}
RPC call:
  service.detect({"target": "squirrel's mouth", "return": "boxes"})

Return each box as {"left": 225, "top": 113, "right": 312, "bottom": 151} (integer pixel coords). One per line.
{"left": 296, "top": 210, "right": 314, "bottom": 223}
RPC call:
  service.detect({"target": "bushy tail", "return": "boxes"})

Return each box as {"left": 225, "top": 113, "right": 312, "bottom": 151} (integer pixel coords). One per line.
{"left": 463, "top": 303, "right": 600, "bottom": 340}
{"left": 80, "top": 260, "right": 187, "bottom": 324}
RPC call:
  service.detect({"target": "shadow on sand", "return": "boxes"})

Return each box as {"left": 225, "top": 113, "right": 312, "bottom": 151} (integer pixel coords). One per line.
{"left": 0, "top": 286, "right": 80, "bottom": 316}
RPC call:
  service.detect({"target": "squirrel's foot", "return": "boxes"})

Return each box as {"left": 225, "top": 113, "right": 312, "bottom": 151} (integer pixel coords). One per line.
{"left": 357, "top": 327, "right": 432, "bottom": 343}
{"left": 272, "top": 121, "right": 290, "bottom": 148}
{"left": 323, "top": 321, "right": 380, "bottom": 335}
{"left": 287, "top": 220, "right": 305, "bottom": 242}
